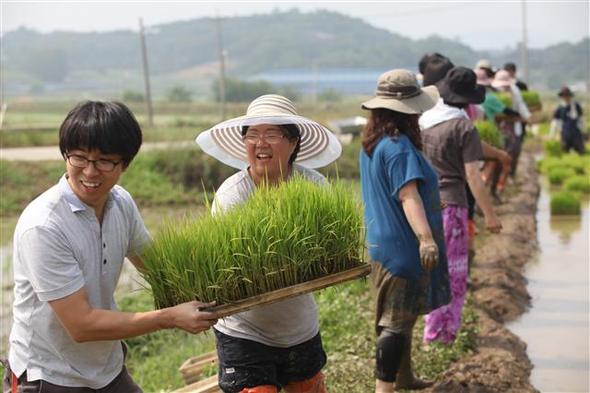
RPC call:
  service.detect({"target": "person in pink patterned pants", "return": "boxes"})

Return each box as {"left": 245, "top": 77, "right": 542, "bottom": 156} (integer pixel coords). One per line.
{"left": 419, "top": 67, "right": 503, "bottom": 344}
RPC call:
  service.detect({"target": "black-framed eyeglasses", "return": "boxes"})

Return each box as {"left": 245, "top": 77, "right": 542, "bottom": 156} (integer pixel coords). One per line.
{"left": 66, "top": 154, "right": 122, "bottom": 172}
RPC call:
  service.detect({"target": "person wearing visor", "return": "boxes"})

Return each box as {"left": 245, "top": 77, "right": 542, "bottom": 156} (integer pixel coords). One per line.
{"left": 360, "top": 69, "right": 451, "bottom": 392}
{"left": 196, "top": 94, "right": 341, "bottom": 393}
{"left": 4, "top": 101, "right": 218, "bottom": 393}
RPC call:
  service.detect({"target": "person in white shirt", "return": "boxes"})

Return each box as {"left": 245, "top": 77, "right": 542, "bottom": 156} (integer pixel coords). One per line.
{"left": 4, "top": 101, "right": 218, "bottom": 393}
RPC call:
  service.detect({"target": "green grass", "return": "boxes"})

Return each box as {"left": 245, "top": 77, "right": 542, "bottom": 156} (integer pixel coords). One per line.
{"left": 0, "top": 160, "right": 65, "bottom": 216}
{"left": 118, "top": 278, "right": 478, "bottom": 393}
{"left": 321, "top": 140, "right": 362, "bottom": 180}
{"left": 0, "top": 149, "right": 234, "bottom": 216}
{"left": 0, "top": 140, "right": 362, "bottom": 218}
{"left": 0, "top": 99, "right": 366, "bottom": 147}
{"left": 119, "top": 290, "right": 216, "bottom": 393}
{"left": 413, "top": 299, "right": 478, "bottom": 378}
{"left": 550, "top": 191, "right": 581, "bottom": 215}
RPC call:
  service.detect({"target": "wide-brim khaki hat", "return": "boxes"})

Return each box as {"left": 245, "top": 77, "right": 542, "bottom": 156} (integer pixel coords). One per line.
{"left": 362, "top": 69, "right": 439, "bottom": 114}
{"left": 196, "top": 94, "right": 342, "bottom": 170}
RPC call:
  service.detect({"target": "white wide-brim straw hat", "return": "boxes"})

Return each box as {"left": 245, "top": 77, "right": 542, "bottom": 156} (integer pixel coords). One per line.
{"left": 361, "top": 69, "right": 439, "bottom": 114}
{"left": 196, "top": 94, "right": 342, "bottom": 169}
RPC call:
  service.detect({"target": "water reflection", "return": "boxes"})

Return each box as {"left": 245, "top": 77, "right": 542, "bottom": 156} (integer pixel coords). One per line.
{"left": 549, "top": 215, "right": 582, "bottom": 244}
{"left": 508, "top": 179, "right": 590, "bottom": 392}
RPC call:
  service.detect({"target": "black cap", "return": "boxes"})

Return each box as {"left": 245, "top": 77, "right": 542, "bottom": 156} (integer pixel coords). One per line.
{"left": 437, "top": 66, "right": 485, "bottom": 105}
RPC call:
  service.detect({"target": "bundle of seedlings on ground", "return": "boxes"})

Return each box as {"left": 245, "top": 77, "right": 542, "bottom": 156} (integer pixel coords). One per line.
{"left": 564, "top": 175, "right": 590, "bottom": 194}
{"left": 474, "top": 120, "right": 504, "bottom": 149}
{"left": 550, "top": 191, "right": 581, "bottom": 215}
{"left": 547, "top": 166, "right": 577, "bottom": 185}
{"left": 141, "top": 176, "right": 366, "bottom": 309}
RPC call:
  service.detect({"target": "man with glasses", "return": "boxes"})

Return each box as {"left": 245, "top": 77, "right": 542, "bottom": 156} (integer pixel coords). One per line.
{"left": 4, "top": 101, "right": 218, "bottom": 393}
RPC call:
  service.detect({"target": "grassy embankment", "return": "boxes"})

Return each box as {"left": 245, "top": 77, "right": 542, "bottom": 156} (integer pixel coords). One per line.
{"left": 0, "top": 99, "right": 367, "bottom": 148}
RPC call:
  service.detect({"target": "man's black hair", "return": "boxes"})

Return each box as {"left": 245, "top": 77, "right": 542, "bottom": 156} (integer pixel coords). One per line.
{"left": 242, "top": 124, "right": 301, "bottom": 164}
{"left": 503, "top": 62, "right": 517, "bottom": 72}
{"left": 59, "top": 101, "right": 142, "bottom": 168}
{"left": 418, "top": 52, "right": 449, "bottom": 75}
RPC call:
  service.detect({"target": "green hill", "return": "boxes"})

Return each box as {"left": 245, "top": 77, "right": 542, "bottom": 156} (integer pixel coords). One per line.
{"left": 2, "top": 9, "right": 588, "bottom": 97}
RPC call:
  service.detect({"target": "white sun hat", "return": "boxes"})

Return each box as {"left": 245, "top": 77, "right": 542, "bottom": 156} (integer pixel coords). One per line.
{"left": 196, "top": 94, "right": 342, "bottom": 169}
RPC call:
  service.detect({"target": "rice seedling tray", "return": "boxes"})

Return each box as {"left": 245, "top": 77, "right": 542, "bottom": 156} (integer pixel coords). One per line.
{"left": 201, "top": 263, "right": 371, "bottom": 318}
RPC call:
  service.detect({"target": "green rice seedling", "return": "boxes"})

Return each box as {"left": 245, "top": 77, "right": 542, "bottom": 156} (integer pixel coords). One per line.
{"left": 564, "top": 175, "right": 590, "bottom": 194}
{"left": 543, "top": 140, "right": 563, "bottom": 158}
{"left": 537, "top": 156, "right": 559, "bottom": 173}
{"left": 539, "top": 154, "right": 589, "bottom": 176}
{"left": 536, "top": 122, "right": 550, "bottom": 136}
{"left": 550, "top": 191, "right": 581, "bottom": 215}
{"left": 547, "top": 166, "right": 577, "bottom": 185}
{"left": 494, "top": 92, "right": 512, "bottom": 108}
{"left": 560, "top": 153, "right": 589, "bottom": 175}
{"left": 521, "top": 91, "right": 542, "bottom": 111}
{"left": 141, "top": 176, "right": 365, "bottom": 308}
{"left": 474, "top": 120, "right": 504, "bottom": 148}
{"left": 537, "top": 156, "right": 562, "bottom": 174}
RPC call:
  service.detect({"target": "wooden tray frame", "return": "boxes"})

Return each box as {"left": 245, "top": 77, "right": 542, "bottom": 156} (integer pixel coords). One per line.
{"left": 202, "top": 263, "right": 371, "bottom": 318}
{"left": 179, "top": 351, "right": 218, "bottom": 385}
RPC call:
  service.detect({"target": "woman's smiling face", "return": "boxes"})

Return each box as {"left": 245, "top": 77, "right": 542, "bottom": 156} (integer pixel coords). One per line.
{"left": 243, "top": 124, "right": 298, "bottom": 185}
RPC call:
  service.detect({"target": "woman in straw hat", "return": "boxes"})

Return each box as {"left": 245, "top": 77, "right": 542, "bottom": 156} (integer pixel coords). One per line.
{"left": 360, "top": 69, "right": 451, "bottom": 392}
{"left": 196, "top": 94, "right": 341, "bottom": 393}
{"left": 419, "top": 67, "right": 502, "bottom": 346}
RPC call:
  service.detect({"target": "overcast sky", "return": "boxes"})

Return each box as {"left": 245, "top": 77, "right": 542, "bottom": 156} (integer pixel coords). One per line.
{"left": 2, "top": 1, "right": 589, "bottom": 50}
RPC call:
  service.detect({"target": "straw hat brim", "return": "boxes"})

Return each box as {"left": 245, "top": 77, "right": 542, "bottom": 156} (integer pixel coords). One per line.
{"left": 491, "top": 80, "right": 511, "bottom": 89}
{"left": 361, "top": 85, "right": 439, "bottom": 114}
{"left": 195, "top": 114, "right": 342, "bottom": 170}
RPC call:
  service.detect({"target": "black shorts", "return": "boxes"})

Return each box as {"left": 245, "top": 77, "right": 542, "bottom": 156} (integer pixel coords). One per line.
{"left": 214, "top": 329, "right": 327, "bottom": 393}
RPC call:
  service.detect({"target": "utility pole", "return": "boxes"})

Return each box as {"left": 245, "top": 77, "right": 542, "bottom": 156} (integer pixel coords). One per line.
{"left": 586, "top": 2, "right": 590, "bottom": 117}
{"left": 215, "top": 13, "right": 226, "bottom": 119}
{"left": 521, "top": 0, "right": 529, "bottom": 84}
{"left": 139, "top": 18, "right": 154, "bottom": 127}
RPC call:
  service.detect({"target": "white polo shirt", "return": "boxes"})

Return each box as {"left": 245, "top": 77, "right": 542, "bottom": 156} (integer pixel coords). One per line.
{"left": 212, "top": 164, "right": 325, "bottom": 347}
{"left": 9, "top": 175, "right": 150, "bottom": 388}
